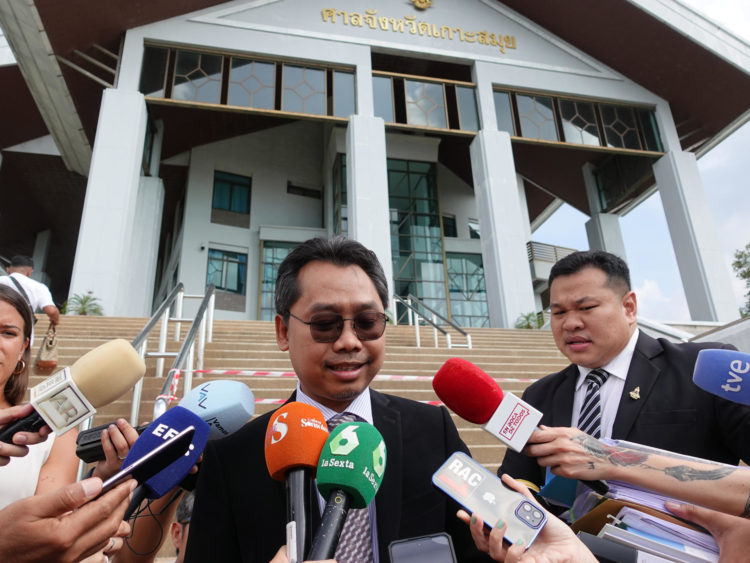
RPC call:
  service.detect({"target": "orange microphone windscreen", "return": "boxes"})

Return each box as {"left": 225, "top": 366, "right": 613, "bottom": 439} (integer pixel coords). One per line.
{"left": 432, "top": 358, "right": 504, "bottom": 424}
{"left": 264, "top": 402, "right": 329, "bottom": 481}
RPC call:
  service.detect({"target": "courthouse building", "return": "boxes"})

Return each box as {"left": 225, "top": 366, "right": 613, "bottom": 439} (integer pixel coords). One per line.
{"left": 0, "top": 0, "right": 748, "bottom": 326}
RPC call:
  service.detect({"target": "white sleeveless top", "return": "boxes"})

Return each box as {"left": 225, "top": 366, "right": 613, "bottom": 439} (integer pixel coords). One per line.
{"left": 0, "top": 433, "right": 55, "bottom": 509}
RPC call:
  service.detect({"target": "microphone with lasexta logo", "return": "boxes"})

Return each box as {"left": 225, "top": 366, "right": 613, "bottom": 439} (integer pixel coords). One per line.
{"left": 307, "top": 421, "right": 386, "bottom": 561}
{"left": 123, "top": 406, "right": 210, "bottom": 520}
{"left": 693, "top": 348, "right": 750, "bottom": 404}
{"left": 265, "top": 402, "right": 329, "bottom": 563}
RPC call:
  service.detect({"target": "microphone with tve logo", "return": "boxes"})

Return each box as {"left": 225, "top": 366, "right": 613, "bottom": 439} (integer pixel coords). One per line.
{"left": 307, "top": 421, "right": 386, "bottom": 561}
{"left": 433, "top": 358, "right": 608, "bottom": 495}
{"left": 693, "top": 349, "right": 750, "bottom": 404}
{"left": 0, "top": 339, "right": 146, "bottom": 443}
{"left": 265, "top": 402, "right": 329, "bottom": 563}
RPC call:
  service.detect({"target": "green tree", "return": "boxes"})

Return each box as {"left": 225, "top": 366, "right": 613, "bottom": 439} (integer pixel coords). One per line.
{"left": 514, "top": 311, "right": 542, "bottom": 329}
{"left": 63, "top": 292, "right": 104, "bottom": 316}
{"left": 731, "top": 242, "right": 750, "bottom": 317}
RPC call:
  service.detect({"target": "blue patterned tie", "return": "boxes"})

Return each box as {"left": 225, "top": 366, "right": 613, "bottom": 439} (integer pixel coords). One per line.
{"left": 578, "top": 368, "right": 609, "bottom": 439}
{"left": 326, "top": 413, "right": 374, "bottom": 563}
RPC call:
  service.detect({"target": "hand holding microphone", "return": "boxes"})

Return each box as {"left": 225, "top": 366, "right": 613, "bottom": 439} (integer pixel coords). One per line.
{"left": 0, "top": 339, "right": 146, "bottom": 442}
{"left": 308, "top": 421, "right": 387, "bottom": 561}
{"left": 432, "top": 358, "right": 608, "bottom": 495}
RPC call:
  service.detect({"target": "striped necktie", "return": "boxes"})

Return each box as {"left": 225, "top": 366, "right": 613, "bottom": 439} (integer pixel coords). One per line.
{"left": 578, "top": 368, "right": 609, "bottom": 439}
{"left": 327, "top": 413, "right": 374, "bottom": 563}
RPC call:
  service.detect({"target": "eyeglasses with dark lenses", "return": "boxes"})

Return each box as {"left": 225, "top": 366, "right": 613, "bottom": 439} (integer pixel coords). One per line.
{"left": 287, "top": 311, "right": 387, "bottom": 342}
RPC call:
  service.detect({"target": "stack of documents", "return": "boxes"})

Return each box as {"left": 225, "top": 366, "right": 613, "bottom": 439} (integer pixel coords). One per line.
{"left": 597, "top": 506, "right": 718, "bottom": 563}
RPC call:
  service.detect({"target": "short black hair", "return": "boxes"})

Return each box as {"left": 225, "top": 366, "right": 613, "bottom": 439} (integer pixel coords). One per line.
{"left": 275, "top": 237, "right": 389, "bottom": 319}
{"left": 10, "top": 255, "right": 33, "bottom": 268}
{"left": 176, "top": 491, "right": 194, "bottom": 525}
{"left": 549, "top": 250, "right": 631, "bottom": 294}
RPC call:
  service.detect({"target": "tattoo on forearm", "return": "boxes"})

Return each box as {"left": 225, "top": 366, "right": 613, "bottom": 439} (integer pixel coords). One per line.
{"left": 663, "top": 465, "right": 735, "bottom": 482}
{"left": 572, "top": 435, "right": 650, "bottom": 467}
{"left": 741, "top": 495, "right": 750, "bottom": 518}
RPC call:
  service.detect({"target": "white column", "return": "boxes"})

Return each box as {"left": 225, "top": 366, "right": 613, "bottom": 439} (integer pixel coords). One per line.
{"left": 653, "top": 150, "right": 737, "bottom": 321}
{"left": 470, "top": 129, "right": 535, "bottom": 328}
{"left": 345, "top": 115, "right": 393, "bottom": 299}
{"left": 582, "top": 162, "right": 627, "bottom": 259}
{"left": 68, "top": 88, "right": 147, "bottom": 316}
{"left": 124, "top": 177, "right": 165, "bottom": 316}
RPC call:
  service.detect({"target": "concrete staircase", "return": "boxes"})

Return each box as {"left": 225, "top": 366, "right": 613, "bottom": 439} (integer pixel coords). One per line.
{"left": 27, "top": 315, "right": 568, "bottom": 472}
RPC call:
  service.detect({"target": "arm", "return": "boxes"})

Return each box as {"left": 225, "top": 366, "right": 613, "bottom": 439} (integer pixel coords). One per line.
{"left": 34, "top": 429, "right": 79, "bottom": 495}
{"left": 113, "top": 489, "right": 182, "bottom": 563}
{"left": 459, "top": 474, "right": 597, "bottom": 563}
{"left": 525, "top": 426, "right": 750, "bottom": 516}
{"left": 42, "top": 305, "right": 60, "bottom": 326}
{"left": 0, "top": 404, "right": 51, "bottom": 465}
{"left": 666, "top": 501, "right": 750, "bottom": 561}
{"left": 0, "top": 477, "right": 135, "bottom": 563}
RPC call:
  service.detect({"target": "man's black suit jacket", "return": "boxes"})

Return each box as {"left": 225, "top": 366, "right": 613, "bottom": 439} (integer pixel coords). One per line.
{"left": 500, "top": 332, "right": 750, "bottom": 486}
{"left": 185, "top": 389, "right": 491, "bottom": 562}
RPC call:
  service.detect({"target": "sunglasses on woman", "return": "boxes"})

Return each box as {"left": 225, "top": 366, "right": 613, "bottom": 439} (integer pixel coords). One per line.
{"left": 287, "top": 311, "right": 387, "bottom": 342}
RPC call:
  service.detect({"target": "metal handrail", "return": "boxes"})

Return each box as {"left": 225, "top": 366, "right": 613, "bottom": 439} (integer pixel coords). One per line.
{"left": 406, "top": 294, "right": 471, "bottom": 349}
{"left": 152, "top": 285, "right": 216, "bottom": 419}
{"left": 392, "top": 294, "right": 447, "bottom": 348}
{"left": 392, "top": 294, "right": 472, "bottom": 349}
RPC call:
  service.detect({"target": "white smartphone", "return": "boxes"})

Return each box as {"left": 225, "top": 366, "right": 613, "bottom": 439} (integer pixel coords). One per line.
{"left": 432, "top": 452, "right": 547, "bottom": 547}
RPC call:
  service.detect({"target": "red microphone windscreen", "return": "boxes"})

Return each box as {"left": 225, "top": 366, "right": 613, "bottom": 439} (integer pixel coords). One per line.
{"left": 432, "top": 358, "right": 504, "bottom": 424}
{"left": 264, "top": 402, "right": 329, "bottom": 481}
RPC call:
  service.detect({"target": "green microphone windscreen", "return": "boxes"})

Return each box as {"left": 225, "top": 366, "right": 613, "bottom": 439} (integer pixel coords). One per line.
{"left": 316, "top": 421, "right": 387, "bottom": 508}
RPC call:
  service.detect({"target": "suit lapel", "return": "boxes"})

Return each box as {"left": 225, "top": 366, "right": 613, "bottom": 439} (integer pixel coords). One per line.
{"left": 612, "top": 333, "right": 663, "bottom": 439}
{"left": 552, "top": 364, "right": 579, "bottom": 426}
{"left": 370, "top": 390, "right": 402, "bottom": 552}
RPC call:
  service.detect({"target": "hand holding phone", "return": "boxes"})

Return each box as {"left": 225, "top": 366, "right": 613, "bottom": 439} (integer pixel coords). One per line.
{"left": 432, "top": 452, "right": 547, "bottom": 548}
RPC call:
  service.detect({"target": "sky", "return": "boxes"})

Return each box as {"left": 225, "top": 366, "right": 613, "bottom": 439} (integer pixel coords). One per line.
{"left": 534, "top": 0, "right": 750, "bottom": 323}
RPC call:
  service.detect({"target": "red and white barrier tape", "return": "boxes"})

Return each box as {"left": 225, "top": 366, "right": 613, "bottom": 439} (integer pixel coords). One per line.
{"left": 169, "top": 369, "right": 534, "bottom": 383}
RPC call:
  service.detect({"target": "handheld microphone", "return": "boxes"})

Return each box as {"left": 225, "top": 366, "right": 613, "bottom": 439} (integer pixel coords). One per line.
{"left": 122, "top": 406, "right": 209, "bottom": 519}
{"left": 0, "top": 339, "right": 146, "bottom": 442}
{"left": 693, "top": 349, "right": 750, "bottom": 404}
{"left": 265, "top": 402, "right": 329, "bottom": 563}
{"left": 308, "top": 421, "right": 386, "bottom": 561}
{"left": 76, "top": 379, "right": 255, "bottom": 463}
{"left": 433, "top": 358, "right": 608, "bottom": 495}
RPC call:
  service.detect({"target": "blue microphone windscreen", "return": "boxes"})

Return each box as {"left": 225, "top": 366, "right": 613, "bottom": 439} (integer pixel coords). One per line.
{"left": 179, "top": 380, "right": 255, "bottom": 439}
{"left": 123, "top": 406, "right": 210, "bottom": 498}
{"left": 693, "top": 349, "right": 750, "bottom": 405}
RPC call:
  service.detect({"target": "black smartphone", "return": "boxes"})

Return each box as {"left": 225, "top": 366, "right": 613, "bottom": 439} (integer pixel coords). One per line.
{"left": 389, "top": 533, "right": 456, "bottom": 563}
{"left": 99, "top": 425, "right": 195, "bottom": 495}
{"left": 76, "top": 421, "right": 150, "bottom": 463}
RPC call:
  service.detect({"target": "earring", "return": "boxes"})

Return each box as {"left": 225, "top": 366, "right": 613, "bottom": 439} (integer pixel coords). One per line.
{"left": 12, "top": 359, "right": 26, "bottom": 375}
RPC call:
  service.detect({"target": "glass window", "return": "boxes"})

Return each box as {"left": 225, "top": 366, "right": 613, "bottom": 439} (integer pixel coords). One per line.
{"left": 442, "top": 215, "right": 457, "bottom": 238}
{"left": 333, "top": 71, "right": 355, "bottom": 118}
{"left": 259, "top": 242, "right": 297, "bottom": 320}
{"left": 207, "top": 249, "right": 247, "bottom": 295}
{"left": 637, "top": 109, "right": 663, "bottom": 152}
{"left": 447, "top": 253, "right": 488, "bottom": 327}
{"left": 373, "top": 76, "right": 394, "bottom": 122}
{"left": 228, "top": 58, "right": 275, "bottom": 110}
{"left": 405, "top": 80, "right": 447, "bottom": 128}
{"left": 559, "top": 100, "right": 600, "bottom": 146}
{"left": 468, "top": 219, "right": 480, "bottom": 239}
{"left": 456, "top": 86, "right": 479, "bottom": 131}
{"left": 282, "top": 65, "right": 325, "bottom": 115}
{"left": 600, "top": 104, "right": 641, "bottom": 150}
{"left": 517, "top": 94, "right": 558, "bottom": 141}
{"left": 493, "top": 90, "right": 515, "bottom": 134}
{"left": 139, "top": 46, "right": 169, "bottom": 98}
{"left": 213, "top": 171, "right": 251, "bottom": 214}
{"left": 172, "top": 51, "right": 223, "bottom": 103}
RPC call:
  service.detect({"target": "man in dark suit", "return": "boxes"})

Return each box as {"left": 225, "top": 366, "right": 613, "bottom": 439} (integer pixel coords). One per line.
{"left": 185, "top": 237, "right": 489, "bottom": 563}
{"left": 500, "top": 250, "right": 750, "bottom": 489}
